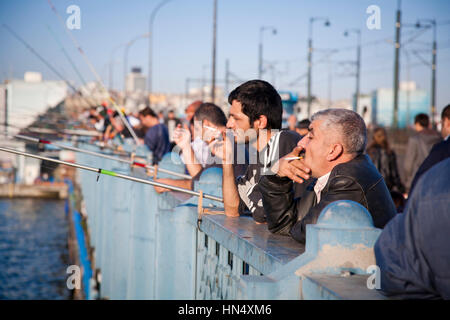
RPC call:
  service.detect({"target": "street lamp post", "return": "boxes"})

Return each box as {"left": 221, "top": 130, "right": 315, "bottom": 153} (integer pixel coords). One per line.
{"left": 258, "top": 26, "right": 277, "bottom": 79}
{"left": 344, "top": 28, "right": 361, "bottom": 113}
{"left": 148, "top": 0, "right": 173, "bottom": 107}
{"left": 109, "top": 43, "right": 126, "bottom": 91}
{"left": 307, "top": 17, "right": 330, "bottom": 118}
{"left": 211, "top": 0, "right": 217, "bottom": 104}
{"left": 123, "top": 33, "right": 150, "bottom": 94}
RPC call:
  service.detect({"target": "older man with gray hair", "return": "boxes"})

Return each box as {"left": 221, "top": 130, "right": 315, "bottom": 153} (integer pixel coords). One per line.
{"left": 259, "top": 109, "right": 396, "bottom": 243}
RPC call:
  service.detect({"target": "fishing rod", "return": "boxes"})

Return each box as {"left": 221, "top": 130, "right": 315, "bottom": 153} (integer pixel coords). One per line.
{"left": 46, "top": 24, "right": 98, "bottom": 108}
{"left": 2, "top": 24, "right": 94, "bottom": 108}
{"left": 46, "top": 24, "right": 88, "bottom": 89}
{"left": 0, "top": 146, "right": 222, "bottom": 203}
{"left": 47, "top": 0, "right": 141, "bottom": 146}
{"left": 0, "top": 123, "right": 102, "bottom": 137}
{"left": 14, "top": 134, "right": 192, "bottom": 180}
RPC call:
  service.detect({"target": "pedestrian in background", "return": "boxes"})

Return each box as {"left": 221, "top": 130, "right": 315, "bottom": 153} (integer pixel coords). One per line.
{"left": 367, "top": 127, "right": 405, "bottom": 194}
{"left": 403, "top": 113, "right": 441, "bottom": 191}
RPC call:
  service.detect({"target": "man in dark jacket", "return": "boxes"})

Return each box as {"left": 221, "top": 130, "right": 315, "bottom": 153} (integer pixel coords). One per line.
{"left": 139, "top": 106, "right": 171, "bottom": 164}
{"left": 404, "top": 113, "right": 442, "bottom": 191}
{"left": 374, "top": 158, "right": 450, "bottom": 299}
{"left": 409, "top": 104, "right": 450, "bottom": 194}
{"left": 259, "top": 109, "right": 396, "bottom": 243}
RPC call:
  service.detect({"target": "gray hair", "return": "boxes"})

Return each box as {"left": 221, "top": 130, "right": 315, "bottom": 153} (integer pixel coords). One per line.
{"left": 311, "top": 108, "right": 367, "bottom": 155}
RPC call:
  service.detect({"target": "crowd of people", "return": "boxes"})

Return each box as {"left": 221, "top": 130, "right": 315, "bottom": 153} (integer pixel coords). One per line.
{"left": 80, "top": 80, "right": 449, "bottom": 299}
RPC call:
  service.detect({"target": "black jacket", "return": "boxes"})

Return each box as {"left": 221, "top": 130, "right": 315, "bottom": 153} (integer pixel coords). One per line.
{"left": 259, "top": 154, "right": 397, "bottom": 243}
{"left": 367, "top": 146, "right": 405, "bottom": 193}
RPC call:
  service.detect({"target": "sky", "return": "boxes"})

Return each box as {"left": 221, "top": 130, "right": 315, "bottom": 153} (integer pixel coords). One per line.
{"left": 0, "top": 0, "right": 449, "bottom": 112}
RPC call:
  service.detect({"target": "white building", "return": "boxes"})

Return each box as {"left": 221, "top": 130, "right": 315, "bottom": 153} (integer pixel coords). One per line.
{"left": 125, "top": 67, "right": 146, "bottom": 93}
{"left": 0, "top": 72, "right": 68, "bottom": 134}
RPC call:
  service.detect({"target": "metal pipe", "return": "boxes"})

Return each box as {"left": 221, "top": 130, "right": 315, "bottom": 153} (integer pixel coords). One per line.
{"left": 0, "top": 146, "right": 222, "bottom": 202}
{"left": 14, "top": 134, "right": 192, "bottom": 180}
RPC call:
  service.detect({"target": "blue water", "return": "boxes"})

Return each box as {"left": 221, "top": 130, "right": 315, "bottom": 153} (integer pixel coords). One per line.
{"left": 0, "top": 199, "right": 71, "bottom": 300}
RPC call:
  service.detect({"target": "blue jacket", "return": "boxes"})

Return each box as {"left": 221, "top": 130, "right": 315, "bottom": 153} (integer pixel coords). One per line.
{"left": 374, "top": 158, "right": 450, "bottom": 299}
{"left": 144, "top": 123, "right": 170, "bottom": 164}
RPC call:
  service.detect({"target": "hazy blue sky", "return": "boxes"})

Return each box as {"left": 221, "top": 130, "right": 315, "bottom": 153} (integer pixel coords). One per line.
{"left": 1, "top": 0, "right": 449, "bottom": 111}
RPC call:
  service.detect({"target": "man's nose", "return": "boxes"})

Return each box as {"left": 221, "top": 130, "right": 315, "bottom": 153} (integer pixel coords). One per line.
{"left": 298, "top": 135, "right": 308, "bottom": 148}
{"left": 226, "top": 118, "right": 234, "bottom": 129}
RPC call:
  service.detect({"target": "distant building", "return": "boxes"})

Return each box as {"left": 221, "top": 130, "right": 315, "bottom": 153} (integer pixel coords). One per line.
{"left": 0, "top": 72, "right": 68, "bottom": 134}
{"left": 279, "top": 91, "right": 298, "bottom": 118}
{"left": 372, "top": 82, "right": 429, "bottom": 129}
{"left": 125, "top": 67, "right": 146, "bottom": 93}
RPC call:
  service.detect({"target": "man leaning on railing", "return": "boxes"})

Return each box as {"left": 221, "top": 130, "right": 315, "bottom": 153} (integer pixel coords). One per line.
{"left": 259, "top": 109, "right": 396, "bottom": 243}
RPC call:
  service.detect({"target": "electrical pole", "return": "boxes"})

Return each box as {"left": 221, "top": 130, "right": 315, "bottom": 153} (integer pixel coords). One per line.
{"left": 307, "top": 23, "right": 312, "bottom": 118}
{"left": 307, "top": 17, "right": 330, "bottom": 118}
{"left": 431, "top": 20, "right": 437, "bottom": 129}
{"left": 393, "top": 0, "right": 401, "bottom": 129}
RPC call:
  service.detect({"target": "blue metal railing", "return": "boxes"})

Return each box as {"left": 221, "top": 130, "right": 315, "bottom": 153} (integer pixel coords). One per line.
{"left": 72, "top": 143, "right": 384, "bottom": 300}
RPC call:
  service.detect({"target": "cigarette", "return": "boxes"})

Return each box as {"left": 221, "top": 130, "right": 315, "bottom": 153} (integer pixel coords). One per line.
{"left": 204, "top": 125, "right": 220, "bottom": 132}
{"left": 285, "top": 156, "right": 304, "bottom": 161}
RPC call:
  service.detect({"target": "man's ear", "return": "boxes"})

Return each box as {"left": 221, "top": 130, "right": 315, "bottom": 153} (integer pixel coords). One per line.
{"left": 327, "top": 143, "right": 344, "bottom": 161}
{"left": 254, "top": 115, "right": 268, "bottom": 129}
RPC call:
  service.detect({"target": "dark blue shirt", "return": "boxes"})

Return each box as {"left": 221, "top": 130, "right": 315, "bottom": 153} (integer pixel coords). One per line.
{"left": 144, "top": 123, "right": 170, "bottom": 164}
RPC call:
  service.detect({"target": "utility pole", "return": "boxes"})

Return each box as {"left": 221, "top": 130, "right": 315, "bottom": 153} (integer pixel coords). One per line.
{"left": 430, "top": 20, "right": 437, "bottom": 129}
{"left": 393, "top": 0, "right": 401, "bottom": 129}
{"left": 307, "top": 17, "right": 330, "bottom": 118}
{"left": 307, "top": 28, "right": 312, "bottom": 117}
{"left": 211, "top": 0, "right": 217, "bottom": 103}
{"left": 258, "top": 26, "right": 277, "bottom": 79}
{"left": 344, "top": 29, "right": 361, "bottom": 112}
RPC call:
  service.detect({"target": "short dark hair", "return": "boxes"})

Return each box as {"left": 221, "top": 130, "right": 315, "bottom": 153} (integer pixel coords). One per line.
{"left": 139, "top": 106, "right": 157, "bottom": 118}
{"left": 414, "top": 113, "right": 429, "bottom": 128}
{"left": 442, "top": 104, "right": 450, "bottom": 120}
{"left": 228, "top": 80, "right": 282, "bottom": 130}
{"left": 194, "top": 103, "right": 227, "bottom": 127}
{"left": 296, "top": 119, "right": 311, "bottom": 129}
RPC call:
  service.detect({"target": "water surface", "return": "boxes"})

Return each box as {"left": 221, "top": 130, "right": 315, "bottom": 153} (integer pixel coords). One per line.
{"left": 0, "top": 198, "right": 71, "bottom": 300}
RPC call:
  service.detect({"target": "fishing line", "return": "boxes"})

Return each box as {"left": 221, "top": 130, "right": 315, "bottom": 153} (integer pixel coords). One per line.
{"left": 47, "top": 0, "right": 140, "bottom": 146}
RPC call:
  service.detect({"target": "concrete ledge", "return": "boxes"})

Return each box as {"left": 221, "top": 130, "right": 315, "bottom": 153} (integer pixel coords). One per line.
{"left": 200, "top": 214, "right": 305, "bottom": 275}
{"left": 302, "top": 273, "right": 390, "bottom": 300}
{"left": 0, "top": 183, "right": 68, "bottom": 199}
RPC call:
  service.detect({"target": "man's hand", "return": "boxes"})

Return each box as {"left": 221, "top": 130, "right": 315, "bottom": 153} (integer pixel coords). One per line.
{"left": 173, "top": 124, "right": 191, "bottom": 151}
{"left": 209, "top": 131, "right": 234, "bottom": 165}
{"left": 272, "top": 146, "right": 311, "bottom": 184}
{"left": 153, "top": 178, "right": 172, "bottom": 193}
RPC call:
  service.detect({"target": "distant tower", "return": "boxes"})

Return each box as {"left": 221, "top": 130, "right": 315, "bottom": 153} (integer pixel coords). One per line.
{"left": 126, "top": 67, "right": 147, "bottom": 93}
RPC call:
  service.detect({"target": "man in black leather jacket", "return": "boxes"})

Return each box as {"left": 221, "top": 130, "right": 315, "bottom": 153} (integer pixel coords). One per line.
{"left": 259, "top": 109, "right": 396, "bottom": 243}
